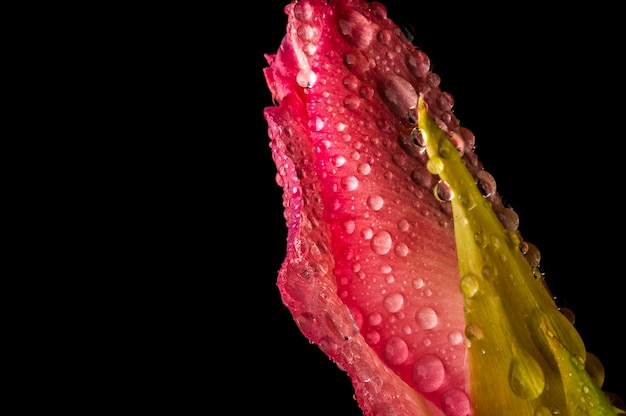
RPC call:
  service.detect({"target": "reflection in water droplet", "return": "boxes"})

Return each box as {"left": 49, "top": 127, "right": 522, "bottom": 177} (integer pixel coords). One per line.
{"left": 413, "top": 354, "right": 445, "bottom": 392}
{"left": 383, "top": 336, "right": 409, "bottom": 365}
{"left": 410, "top": 127, "right": 426, "bottom": 147}
{"left": 383, "top": 292, "right": 404, "bottom": 313}
{"left": 415, "top": 307, "right": 438, "bottom": 329}
{"left": 435, "top": 180, "right": 453, "bottom": 202}
{"left": 371, "top": 230, "right": 393, "bottom": 255}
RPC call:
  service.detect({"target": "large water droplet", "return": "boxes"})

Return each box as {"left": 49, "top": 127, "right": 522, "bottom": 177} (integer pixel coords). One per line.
{"left": 465, "top": 324, "right": 483, "bottom": 341}
{"left": 337, "top": 9, "right": 374, "bottom": 49}
{"left": 415, "top": 306, "right": 438, "bottom": 329}
{"left": 371, "top": 230, "right": 392, "bottom": 255}
{"left": 440, "top": 388, "right": 471, "bottom": 416}
{"left": 407, "top": 50, "right": 430, "bottom": 78}
{"left": 413, "top": 354, "right": 445, "bottom": 392}
{"left": 383, "top": 336, "right": 409, "bottom": 365}
{"left": 509, "top": 355, "right": 545, "bottom": 400}
{"left": 367, "top": 195, "right": 384, "bottom": 211}
{"left": 378, "top": 75, "right": 418, "bottom": 119}
{"left": 383, "top": 292, "right": 404, "bottom": 313}
{"left": 293, "top": 1, "right": 313, "bottom": 21}
{"left": 357, "top": 162, "right": 371, "bottom": 175}
{"left": 368, "top": 312, "right": 382, "bottom": 326}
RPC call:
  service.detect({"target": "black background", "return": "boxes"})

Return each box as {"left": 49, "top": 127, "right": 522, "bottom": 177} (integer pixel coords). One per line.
{"left": 200, "top": 1, "right": 624, "bottom": 413}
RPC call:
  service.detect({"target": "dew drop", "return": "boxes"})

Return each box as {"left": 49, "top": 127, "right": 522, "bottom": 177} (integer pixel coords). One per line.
{"left": 357, "top": 162, "right": 371, "bottom": 175}
{"left": 343, "top": 74, "right": 359, "bottom": 90}
{"left": 440, "top": 388, "right": 471, "bottom": 416}
{"left": 412, "top": 278, "right": 424, "bottom": 289}
{"left": 460, "top": 273, "right": 479, "bottom": 298}
{"left": 434, "top": 180, "right": 453, "bottom": 202}
{"left": 368, "top": 312, "right": 383, "bottom": 326}
{"left": 293, "top": 1, "right": 313, "bottom": 21}
{"left": 534, "top": 407, "right": 552, "bottom": 416}
{"left": 296, "top": 69, "right": 317, "bottom": 89}
{"left": 413, "top": 354, "right": 445, "bottom": 393}
{"left": 344, "top": 94, "right": 361, "bottom": 110}
{"left": 509, "top": 355, "right": 545, "bottom": 400}
{"left": 366, "top": 330, "right": 381, "bottom": 345}
{"left": 297, "top": 24, "right": 316, "bottom": 41}
{"left": 333, "top": 155, "right": 346, "bottom": 167}
{"left": 341, "top": 175, "right": 359, "bottom": 191}
{"left": 383, "top": 292, "right": 404, "bottom": 313}
{"left": 378, "top": 75, "right": 418, "bottom": 119}
{"left": 367, "top": 194, "right": 384, "bottom": 211}
{"left": 426, "top": 156, "right": 444, "bottom": 175}
{"left": 383, "top": 336, "right": 409, "bottom": 365}
{"left": 410, "top": 127, "right": 426, "bottom": 147}
{"left": 416, "top": 307, "right": 438, "bottom": 329}
{"left": 371, "top": 230, "right": 393, "bottom": 255}
{"left": 337, "top": 9, "right": 374, "bottom": 49}
{"left": 361, "top": 227, "right": 373, "bottom": 240}
{"left": 407, "top": 50, "right": 430, "bottom": 78}
{"left": 426, "top": 72, "right": 441, "bottom": 88}
{"left": 394, "top": 242, "right": 409, "bottom": 257}
{"left": 343, "top": 220, "right": 356, "bottom": 235}
{"left": 476, "top": 170, "right": 496, "bottom": 198}
{"left": 397, "top": 219, "right": 409, "bottom": 232}
{"left": 465, "top": 324, "right": 483, "bottom": 341}
{"left": 410, "top": 166, "right": 432, "bottom": 188}
{"left": 448, "top": 331, "right": 463, "bottom": 346}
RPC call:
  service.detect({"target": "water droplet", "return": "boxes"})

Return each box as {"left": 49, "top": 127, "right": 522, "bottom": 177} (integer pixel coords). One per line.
{"left": 435, "top": 180, "right": 453, "bottom": 202}
{"left": 368, "top": 312, "right": 383, "bottom": 326}
{"left": 440, "top": 388, "right": 471, "bottom": 416}
{"left": 407, "top": 50, "right": 430, "bottom": 78}
{"left": 343, "top": 74, "right": 359, "bottom": 90}
{"left": 416, "top": 307, "right": 438, "bottom": 329}
{"left": 344, "top": 94, "right": 361, "bottom": 110}
{"left": 359, "top": 84, "right": 374, "bottom": 99}
{"left": 333, "top": 155, "right": 346, "bottom": 167}
{"left": 357, "top": 162, "right": 371, "bottom": 175}
{"left": 509, "top": 355, "right": 545, "bottom": 400}
{"left": 426, "top": 72, "right": 441, "bottom": 88}
{"left": 448, "top": 331, "right": 463, "bottom": 346}
{"left": 371, "top": 230, "right": 392, "bottom": 255}
{"left": 385, "top": 275, "right": 395, "bottom": 284}
{"left": 413, "top": 354, "right": 445, "bottom": 392}
{"left": 412, "top": 278, "right": 424, "bottom": 289}
{"left": 460, "top": 273, "right": 479, "bottom": 298}
{"left": 476, "top": 169, "right": 496, "bottom": 198}
{"left": 362, "top": 227, "right": 373, "bottom": 240}
{"left": 465, "top": 324, "right": 483, "bottom": 341}
{"left": 383, "top": 292, "right": 404, "bottom": 313}
{"left": 394, "top": 242, "right": 409, "bottom": 257}
{"left": 342, "top": 220, "right": 356, "bottom": 235}
{"left": 297, "top": 24, "right": 316, "bottom": 41}
{"left": 378, "top": 75, "right": 418, "bottom": 119}
{"left": 534, "top": 406, "right": 552, "bottom": 416}
{"left": 366, "top": 329, "right": 381, "bottom": 345}
{"left": 293, "top": 1, "right": 313, "bottom": 21}
{"left": 341, "top": 175, "right": 359, "bottom": 191}
{"left": 426, "top": 156, "right": 444, "bottom": 175}
{"left": 337, "top": 10, "right": 374, "bottom": 49}
{"left": 296, "top": 69, "right": 317, "bottom": 89}
{"left": 410, "top": 166, "right": 432, "bottom": 188}
{"left": 367, "top": 194, "right": 384, "bottom": 211}
{"left": 383, "top": 336, "right": 409, "bottom": 365}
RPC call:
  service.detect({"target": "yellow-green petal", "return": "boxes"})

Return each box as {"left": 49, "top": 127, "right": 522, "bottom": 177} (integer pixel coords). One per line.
{"left": 417, "top": 96, "right": 617, "bottom": 416}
